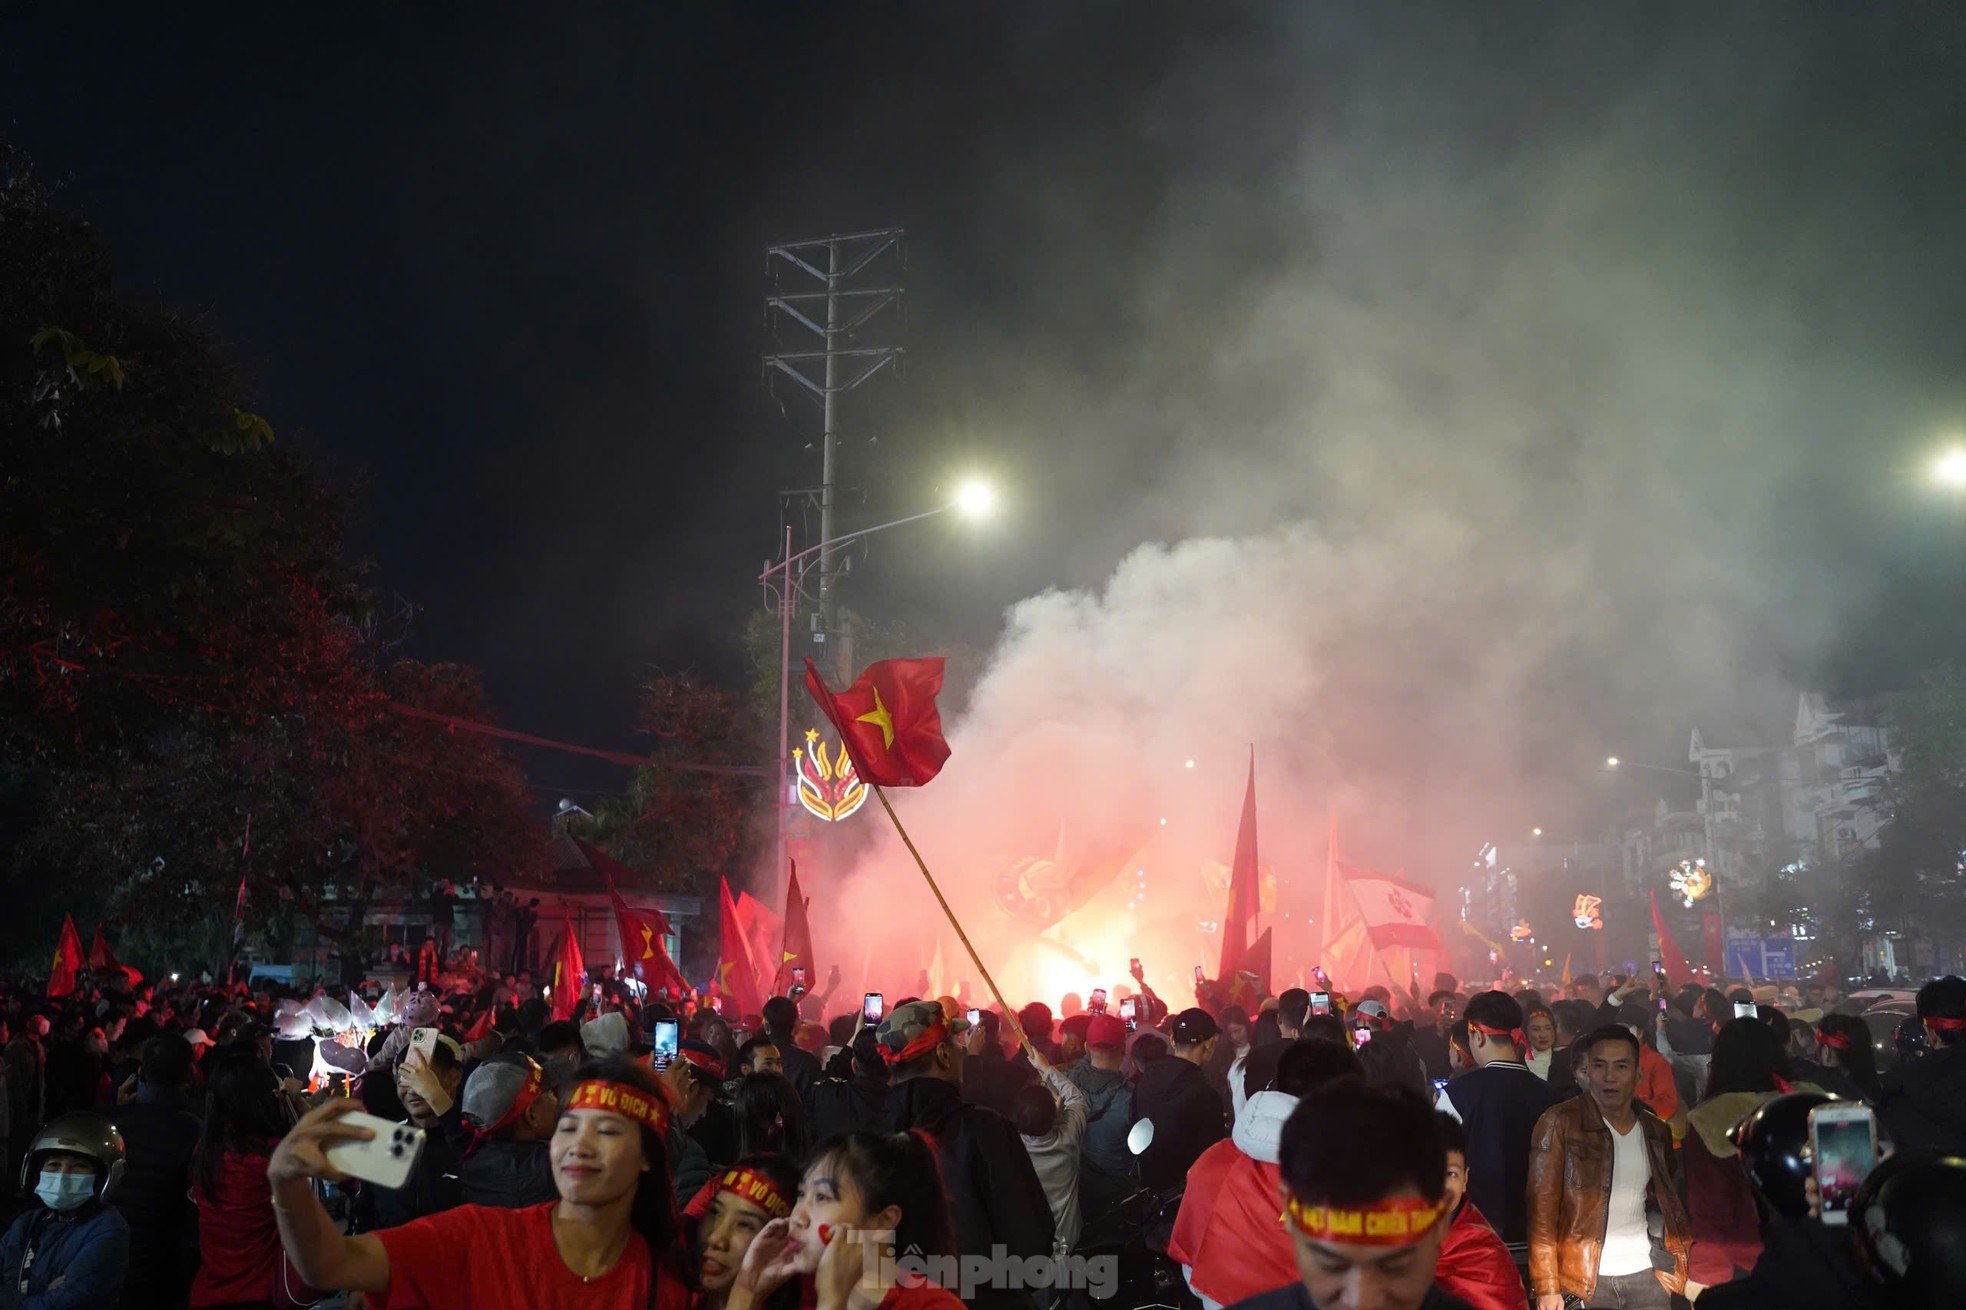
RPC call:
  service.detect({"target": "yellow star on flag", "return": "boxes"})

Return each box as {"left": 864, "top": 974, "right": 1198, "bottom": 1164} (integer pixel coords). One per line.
{"left": 855, "top": 687, "right": 896, "bottom": 750}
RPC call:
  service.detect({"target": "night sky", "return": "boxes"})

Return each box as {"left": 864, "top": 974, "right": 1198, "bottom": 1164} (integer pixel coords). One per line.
{"left": 9, "top": 5, "right": 1966, "bottom": 855}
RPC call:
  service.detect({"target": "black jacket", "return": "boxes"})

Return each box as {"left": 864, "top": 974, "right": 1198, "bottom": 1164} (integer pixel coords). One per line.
{"left": 1440, "top": 1059, "right": 1557, "bottom": 1244}
{"left": 961, "top": 1047, "right": 1035, "bottom": 1119}
{"left": 362, "top": 1108, "right": 466, "bottom": 1232}
{"left": 108, "top": 1088, "right": 202, "bottom": 1309}
{"left": 882, "top": 1077, "right": 1053, "bottom": 1310}
{"left": 1695, "top": 1213, "right": 1880, "bottom": 1310}
{"left": 1877, "top": 1042, "right": 1966, "bottom": 1153}
{"left": 808, "top": 1073, "right": 889, "bottom": 1141}
{"left": 1132, "top": 1055, "right": 1225, "bottom": 1192}
{"left": 458, "top": 1138, "right": 558, "bottom": 1210}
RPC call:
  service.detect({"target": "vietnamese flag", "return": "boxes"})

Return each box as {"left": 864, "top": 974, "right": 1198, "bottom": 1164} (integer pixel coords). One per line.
{"left": 548, "top": 911, "right": 586, "bottom": 1021}
{"left": 717, "top": 878, "right": 766, "bottom": 1019}
{"left": 88, "top": 926, "right": 118, "bottom": 973}
{"left": 803, "top": 657, "right": 951, "bottom": 788}
{"left": 779, "top": 861, "right": 817, "bottom": 992}
{"left": 47, "top": 914, "right": 84, "bottom": 999}
{"left": 598, "top": 863, "right": 690, "bottom": 997}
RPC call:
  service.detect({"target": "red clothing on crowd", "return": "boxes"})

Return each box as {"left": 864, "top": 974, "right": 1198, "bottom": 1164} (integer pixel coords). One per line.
{"left": 373, "top": 1201, "right": 691, "bottom": 1310}
{"left": 1434, "top": 1200, "right": 1528, "bottom": 1310}
{"left": 1166, "top": 1138, "right": 1241, "bottom": 1273}
{"left": 1174, "top": 1145, "right": 1298, "bottom": 1305}
{"left": 876, "top": 1280, "right": 964, "bottom": 1310}
{"left": 191, "top": 1147, "right": 322, "bottom": 1307}
{"left": 1637, "top": 1044, "right": 1680, "bottom": 1122}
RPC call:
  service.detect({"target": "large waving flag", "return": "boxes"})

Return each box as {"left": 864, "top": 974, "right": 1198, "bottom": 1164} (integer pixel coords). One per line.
{"left": 1649, "top": 889, "right": 1693, "bottom": 988}
{"left": 804, "top": 657, "right": 951, "bottom": 788}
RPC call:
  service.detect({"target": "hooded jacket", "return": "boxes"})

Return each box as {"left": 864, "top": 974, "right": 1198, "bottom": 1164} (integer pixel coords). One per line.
{"left": 1133, "top": 1055, "right": 1226, "bottom": 1192}
{"left": 1169, "top": 1090, "right": 1299, "bottom": 1309}
{"left": 1683, "top": 1086, "right": 1819, "bottom": 1286}
{"left": 807, "top": 1071, "right": 889, "bottom": 1140}
{"left": 882, "top": 1076, "right": 1053, "bottom": 1310}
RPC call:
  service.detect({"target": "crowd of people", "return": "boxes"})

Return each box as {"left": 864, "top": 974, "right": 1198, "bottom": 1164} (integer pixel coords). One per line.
{"left": 0, "top": 956, "right": 1962, "bottom": 1310}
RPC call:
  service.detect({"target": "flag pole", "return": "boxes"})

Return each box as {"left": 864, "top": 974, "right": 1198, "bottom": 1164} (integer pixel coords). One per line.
{"left": 871, "top": 784, "right": 1032, "bottom": 1055}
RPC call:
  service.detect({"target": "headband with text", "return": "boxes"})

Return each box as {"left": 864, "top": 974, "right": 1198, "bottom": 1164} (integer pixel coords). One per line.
{"left": 1282, "top": 1193, "right": 1445, "bottom": 1246}
{"left": 566, "top": 1079, "right": 671, "bottom": 1138}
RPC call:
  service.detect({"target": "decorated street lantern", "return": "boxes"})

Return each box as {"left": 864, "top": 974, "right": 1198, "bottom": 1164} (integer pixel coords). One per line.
{"left": 1572, "top": 893, "right": 1604, "bottom": 931}
{"left": 1668, "top": 858, "right": 1713, "bottom": 909}
{"left": 794, "top": 729, "right": 867, "bottom": 822}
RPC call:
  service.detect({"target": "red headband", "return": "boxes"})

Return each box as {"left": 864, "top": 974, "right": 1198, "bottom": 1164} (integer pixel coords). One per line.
{"left": 881, "top": 1022, "right": 949, "bottom": 1066}
{"left": 1817, "top": 1029, "right": 1853, "bottom": 1051}
{"left": 1282, "top": 1194, "right": 1445, "bottom": 1246}
{"left": 565, "top": 1080, "right": 671, "bottom": 1137}
{"left": 1925, "top": 1015, "right": 1966, "bottom": 1032}
{"left": 715, "top": 1166, "right": 791, "bottom": 1219}
{"left": 1470, "top": 1020, "right": 1527, "bottom": 1051}
{"left": 678, "top": 1046, "right": 728, "bottom": 1082}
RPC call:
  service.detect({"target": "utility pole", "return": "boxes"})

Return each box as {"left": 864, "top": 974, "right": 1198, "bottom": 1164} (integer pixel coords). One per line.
{"left": 763, "top": 228, "right": 906, "bottom": 645}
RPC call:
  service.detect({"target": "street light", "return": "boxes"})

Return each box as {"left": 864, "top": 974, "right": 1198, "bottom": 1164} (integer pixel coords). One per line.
{"left": 1933, "top": 447, "right": 1966, "bottom": 489}
{"left": 758, "top": 482, "right": 995, "bottom": 893}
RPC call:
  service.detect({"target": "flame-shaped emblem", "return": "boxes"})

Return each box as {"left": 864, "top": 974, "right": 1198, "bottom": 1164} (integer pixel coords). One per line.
{"left": 795, "top": 729, "right": 868, "bottom": 822}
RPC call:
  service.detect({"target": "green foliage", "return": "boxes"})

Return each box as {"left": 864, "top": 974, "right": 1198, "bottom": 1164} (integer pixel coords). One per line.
{"left": 571, "top": 670, "right": 763, "bottom": 896}
{"left": 1860, "top": 666, "right": 1966, "bottom": 951}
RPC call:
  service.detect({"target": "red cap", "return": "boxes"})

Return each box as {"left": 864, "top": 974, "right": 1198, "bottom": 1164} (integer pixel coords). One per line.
{"left": 1085, "top": 1014, "right": 1127, "bottom": 1049}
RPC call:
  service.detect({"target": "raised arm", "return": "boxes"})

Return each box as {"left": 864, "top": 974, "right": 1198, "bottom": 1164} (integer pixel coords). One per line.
{"left": 266, "top": 1101, "right": 393, "bottom": 1294}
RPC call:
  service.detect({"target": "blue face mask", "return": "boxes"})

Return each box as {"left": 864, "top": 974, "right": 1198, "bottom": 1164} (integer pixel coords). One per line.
{"left": 35, "top": 1171, "right": 94, "bottom": 1212}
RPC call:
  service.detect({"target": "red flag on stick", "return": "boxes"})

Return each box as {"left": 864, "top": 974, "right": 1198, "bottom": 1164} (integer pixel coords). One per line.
{"left": 1218, "top": 750, "right": 1263, "bottom": 987}
{"left": 779, "top": 861, "right": 817, "bottom": 992}
{"left": 1649, "top": 889, "right": 1692, "bottom": 989}
{"left": 717, "top": 878, "right": 766, "bottom": 1019}
{"left": 597, "top": 861, "right": 690, "bottom": 997}
{"left": 548, "top": 912, "right": 586, "bottom": 1021}
{"left": 88, "top": 926, "right": 117, "bottom": 973}
{"left": 48, "top": 915, "right": 84, "bottom": 998}
{"left": 803, "top": 657, "right": 951, "bottom": 788}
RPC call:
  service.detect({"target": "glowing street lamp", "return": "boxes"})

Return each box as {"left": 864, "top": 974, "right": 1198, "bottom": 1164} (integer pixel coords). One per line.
{"left": 1934, "top": 447, "right": 1966, "bottom": 490}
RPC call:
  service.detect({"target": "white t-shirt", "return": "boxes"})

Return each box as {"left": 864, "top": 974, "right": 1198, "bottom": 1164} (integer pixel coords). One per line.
{"left": 1598, "top": 1117, "right": 1653, "bottom": 1277}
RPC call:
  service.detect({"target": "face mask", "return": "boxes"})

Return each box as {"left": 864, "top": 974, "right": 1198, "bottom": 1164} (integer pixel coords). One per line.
{"left": 35, "top": 1171, "right": 95, "bottom": 1212}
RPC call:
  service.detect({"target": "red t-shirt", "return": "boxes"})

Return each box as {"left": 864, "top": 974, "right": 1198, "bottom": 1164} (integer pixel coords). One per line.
{"left": 374, "top": 1201, "right": 690, "bottom": 1310}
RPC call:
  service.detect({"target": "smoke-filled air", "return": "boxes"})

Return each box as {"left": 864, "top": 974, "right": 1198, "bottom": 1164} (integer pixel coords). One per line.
{"left": 812, "top": 6, "right": 1966, "bottom": 1004}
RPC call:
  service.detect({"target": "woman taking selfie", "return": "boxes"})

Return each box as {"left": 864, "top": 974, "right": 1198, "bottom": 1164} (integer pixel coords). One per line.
{"left": 265, "top": 1057, "right": 691, "bottom": 1309}
{"left": 727, "top": 1131, "right": 961, "bottom": 1310}
{"left": 690, "top": 1154, "right": 801, "bottom": 1310}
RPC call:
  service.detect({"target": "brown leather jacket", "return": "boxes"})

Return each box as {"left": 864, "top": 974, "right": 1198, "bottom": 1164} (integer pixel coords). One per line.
{"left": 1526, "top": 1092, "right": 1691, "bottom": 1301}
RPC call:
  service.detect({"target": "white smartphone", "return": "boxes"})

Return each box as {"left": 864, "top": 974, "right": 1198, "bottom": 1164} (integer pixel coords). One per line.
{"left": 408, "top": 1027, "right": 439, "bottom": 1060}
{"left": 1809, "top": 1103, "right": 1877, "bottom": 1226}
{"left": 325, "top": 1112, "right": 426, "bottom": 1190}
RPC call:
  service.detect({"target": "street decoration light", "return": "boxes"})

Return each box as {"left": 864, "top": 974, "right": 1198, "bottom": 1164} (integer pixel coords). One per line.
{"left": 1573, "top": 893, "right": 1605, "bottom": 931}
{"left": 793, "top": 730, "right": 867, "bottom": 822}
{"left": 1669, "top": 858, "right": 1713, "bottom": 909}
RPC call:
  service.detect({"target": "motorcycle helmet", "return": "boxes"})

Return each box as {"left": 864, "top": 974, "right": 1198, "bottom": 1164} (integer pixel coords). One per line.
{"left": 1727, "top": 1090, "right": 1837, "bottom": 1219}
{"left": 1850, "top": 1151, "right": 1966, "bottom": 1303}
{"left": 1894, "top": 1013, "right": 1929, "bottom": 1062}
{"left": 18, "top": 1113, "right": 126, "bottom": 1202}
